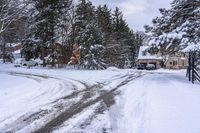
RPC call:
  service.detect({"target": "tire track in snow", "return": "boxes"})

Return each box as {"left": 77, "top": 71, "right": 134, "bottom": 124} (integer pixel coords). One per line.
{"left": 32, "top": 72, "right": 144, "bottom": 133}
{"left": 1, "top": 72, "right": 87, "bottom": 133}
{"left": 1, "top": 71, "right": 144, "bottom": 133}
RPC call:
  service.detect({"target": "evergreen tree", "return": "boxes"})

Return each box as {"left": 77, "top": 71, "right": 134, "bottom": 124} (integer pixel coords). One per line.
{"left": 112, "top": 7, "right": 123, "bottom": 41}
{"left": 78, "top": 21, "right": 105, "bottom": 69}
{"left": 35, "top": 0, "right": 60, "bottom": 66}
{"left": 22, "top": 0, "right": 72, "bottom": 66}
{"left": 21, "top": 1, "right": 39, "bottom": 61}
{"left": 145, "top": 0, "right": 200, "bottom": 54}
{"left": 125, "top": 31, "right": 143, "bottom": 67}
{"left": 21, "top": 0, "right": 143, "bottom": 69}
{"left": 103, "top": 7, "right": 135, "bottom": 68}
{"left": 96, "top": 5, "right": 112, "bottom": 43}
{"left": 75, "top": 0, "right": 105, "bottom": 69}
{"left": 75, "top": 0, "right": 94, "bottom": 34}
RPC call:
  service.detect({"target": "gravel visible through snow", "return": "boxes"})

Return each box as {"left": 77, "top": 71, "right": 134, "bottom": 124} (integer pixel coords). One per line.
{"left": 2, "top": 64, "right": 199, "bottom": 133}
{"left": 0, "top": 66, "right": 143, "bottom": 133}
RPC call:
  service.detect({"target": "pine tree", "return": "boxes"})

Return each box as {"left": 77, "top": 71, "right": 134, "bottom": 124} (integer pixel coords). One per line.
{"left": 145, "top": 0, "right": 200, "bottom": 53}
{"left": 78, "top": 20, "right": 105, "bottom": 69}
{"left": 102, "top": 7, "right": 134, "bottom": 68}
{"left": 96, "top": 5, "right": 112, "bottom": 44}
{"left": 125, "top": 31, "right": 143, "bottom": 67}
{"left": 112, "top": 7, "right": 123, "bottom": 41}
{"left": 75, "top": 0, "right": 105, "bottom": 69}
{"left": 22, "top": 0, "right": 72, "bottom": 66}
{"left": 21, "top": 1, "right": 40, "bottom": 61}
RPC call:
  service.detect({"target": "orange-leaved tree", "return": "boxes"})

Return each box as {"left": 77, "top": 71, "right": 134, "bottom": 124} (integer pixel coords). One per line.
{"left": 68, "top": 43, "right": 80, "bottom": 65}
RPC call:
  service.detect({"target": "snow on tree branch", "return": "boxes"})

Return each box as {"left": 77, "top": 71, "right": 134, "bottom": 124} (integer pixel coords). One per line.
{"left": 0, "top": 0, "right": 31, "bottom": 35}
{"left": 145, "top": 0, "right": 200, "bottom": 52}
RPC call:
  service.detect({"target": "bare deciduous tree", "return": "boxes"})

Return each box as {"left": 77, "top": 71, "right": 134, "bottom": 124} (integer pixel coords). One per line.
{"left": 0, "top": 0, "right": 31, "bottom": 62}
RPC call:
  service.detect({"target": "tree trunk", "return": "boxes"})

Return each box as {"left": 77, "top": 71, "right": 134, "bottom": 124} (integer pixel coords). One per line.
{"left": 42, "top": 44, "right": 46, "bottom": 67}
{"left": 3, "top": 39, "right": 6, "bottom": 63}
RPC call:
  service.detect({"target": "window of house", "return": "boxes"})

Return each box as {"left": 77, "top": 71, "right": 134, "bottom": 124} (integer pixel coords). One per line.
{"left": 170, "top": 62, "right": 172, "bottom": 65}
{"left": 173, "top": 61, "right": 177, "bottom": 66}
{"left": 182, "top": 61, "right": 185, "bottom": 66}
{"left": 142, "top": 52, "right": 146, "bottom": 56}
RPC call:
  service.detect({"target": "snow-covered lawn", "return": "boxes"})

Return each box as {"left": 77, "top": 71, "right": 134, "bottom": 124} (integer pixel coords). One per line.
{"left": 0, "top": 64, "right": 200, "bottom": 133}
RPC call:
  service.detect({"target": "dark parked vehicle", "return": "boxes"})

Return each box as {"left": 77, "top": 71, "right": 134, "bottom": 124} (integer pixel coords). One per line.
{"left": 146, "top": 64, "right": 156, "bottom": 70}
{"left": 137, "top": 64, "right": 145, "bottom": 70}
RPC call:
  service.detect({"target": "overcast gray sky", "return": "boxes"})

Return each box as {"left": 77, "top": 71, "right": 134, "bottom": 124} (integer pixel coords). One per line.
{"left": 92, "top": 0, "right": 173, "bottom": 31}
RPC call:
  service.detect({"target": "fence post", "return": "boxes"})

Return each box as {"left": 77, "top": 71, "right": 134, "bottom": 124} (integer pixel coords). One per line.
{"left": 192, "top": 51, "right": 195, "bottom": 84}
{"left": 188, "top": 52, "right": 191, "bottom": 82}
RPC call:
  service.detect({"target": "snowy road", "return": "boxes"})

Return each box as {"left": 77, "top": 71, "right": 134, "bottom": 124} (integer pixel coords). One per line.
{"left": 0, "top": 72, "right": 86, "bottom": 132}
{"left": 0, "top": 65, "right": 143, "bottom": 133}
{"left": 112, "top": 72, "right": 200, "bottom": 133}
{"left": 0, "top": 64, "right": 200, "bottom": 133}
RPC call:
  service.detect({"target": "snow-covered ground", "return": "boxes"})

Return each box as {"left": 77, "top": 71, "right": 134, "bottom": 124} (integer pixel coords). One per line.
{"left": 0, "top": 64, "right": 200, "bottom": 133}
{"left": 111, "top": 72, "right": 200, "bottom": 133}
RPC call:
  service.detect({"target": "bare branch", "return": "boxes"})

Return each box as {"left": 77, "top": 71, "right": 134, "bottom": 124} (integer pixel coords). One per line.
{"left": 0, "top": 0, "right": 31, "bottom": 35}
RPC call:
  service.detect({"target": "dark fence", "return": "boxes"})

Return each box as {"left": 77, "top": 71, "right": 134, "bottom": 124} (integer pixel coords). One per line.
{"left": 187, "top": 51, "right": 200, "bottom": 83}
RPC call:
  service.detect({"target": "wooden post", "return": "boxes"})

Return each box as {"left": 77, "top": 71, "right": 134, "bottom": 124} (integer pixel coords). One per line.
{"left": 42, "top": 43, "right": 46, "bottom": 67}
{"left": 188, "top": 52, "right": 191, "bottom": 82}
{"left": 2, "top": 38, "right": 6, "bottom": 63}
{"left": 192, "top": 51, "right": 195, "bottom": 84}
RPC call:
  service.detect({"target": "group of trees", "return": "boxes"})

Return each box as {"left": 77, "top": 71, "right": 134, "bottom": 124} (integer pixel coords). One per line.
{"left": 0, "top": 0, "right": 29, "bottom": 62}
{"left": 1, "top": 0, "right": 199, "bottom": 69}
{"left": 22, "top": 0, "right": 73, "bottom": 67}
{"left": 74, "top": 1, "right": 144, "bottom": 69}
{"left": 0, "top": 0, "right": 144, "bottom": 69}
{"left": 145, "top": 0, "right": 200, "bottom": 65}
